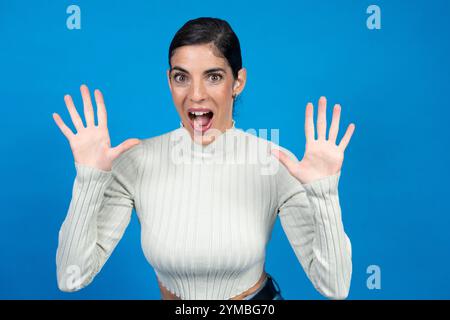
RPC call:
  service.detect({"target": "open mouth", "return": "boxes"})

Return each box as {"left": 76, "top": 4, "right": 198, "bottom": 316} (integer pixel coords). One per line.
{"left": 187, "top": 108, "right": 214, "bottom": 133}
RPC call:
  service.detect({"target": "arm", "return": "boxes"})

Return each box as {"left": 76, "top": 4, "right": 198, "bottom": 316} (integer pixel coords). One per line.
{"left": 55, "top": 144, "right": 143, "bottom": 292}
{"left": 271, "top": 96, "right": 355, "bottom": 299}
{"left": 275, "top": 147, "right": 352, "bottom": 299}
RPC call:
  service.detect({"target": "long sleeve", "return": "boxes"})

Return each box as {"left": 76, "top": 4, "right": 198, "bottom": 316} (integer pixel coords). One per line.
{"left": 55, "top": 144, "right": 143, "bottom": 292}
{"left": 275, "top": 147, "right": 352, "bottom": 300}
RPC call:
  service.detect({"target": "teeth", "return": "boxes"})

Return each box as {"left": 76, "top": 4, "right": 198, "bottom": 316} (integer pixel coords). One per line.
{"left": 190, "top": 111, "right": 210, "bottom": 116}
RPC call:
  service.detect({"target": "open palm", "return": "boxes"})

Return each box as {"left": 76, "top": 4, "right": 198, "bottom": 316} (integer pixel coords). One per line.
{"left": 52, "top": 84, "right": 141, "bottom": 171}
{"left": 272, "top": 96, "right": 355, "bottom": 184}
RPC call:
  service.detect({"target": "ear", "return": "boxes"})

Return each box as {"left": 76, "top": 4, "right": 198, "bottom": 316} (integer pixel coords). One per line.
{"left": 233, "top": 67, "right": 247, "bottom": 96}
{"left": 167, "top": 69, "right": 172, "bottom": 92}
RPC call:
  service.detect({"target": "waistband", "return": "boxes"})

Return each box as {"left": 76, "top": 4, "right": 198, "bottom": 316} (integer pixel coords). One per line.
{"left": 245, "top": 273, "right": 281, "bottom": 300}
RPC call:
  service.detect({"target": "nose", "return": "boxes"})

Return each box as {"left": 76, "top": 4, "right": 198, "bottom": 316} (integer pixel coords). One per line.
{"left": 188, "top": 79, "right": 207, "bottom": 103}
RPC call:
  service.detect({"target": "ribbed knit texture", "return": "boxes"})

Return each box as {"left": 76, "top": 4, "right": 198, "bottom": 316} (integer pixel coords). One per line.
{"left": 56, "top": 123, "right": 352, "bottom": 300}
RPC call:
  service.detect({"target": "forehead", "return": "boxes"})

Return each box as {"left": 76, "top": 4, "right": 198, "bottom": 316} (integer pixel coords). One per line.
{"left": 170, "top": 43, "right": 229, "bottom": 71}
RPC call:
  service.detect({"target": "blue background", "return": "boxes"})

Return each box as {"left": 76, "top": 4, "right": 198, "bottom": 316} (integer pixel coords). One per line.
{"left": 1, "top": 0, "right": 449, "bottom": 299}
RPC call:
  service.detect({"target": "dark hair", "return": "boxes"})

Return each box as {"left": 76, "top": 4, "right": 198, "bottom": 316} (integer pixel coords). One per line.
{"left": 168, "top": 17, "right": 243, "bottom": 117}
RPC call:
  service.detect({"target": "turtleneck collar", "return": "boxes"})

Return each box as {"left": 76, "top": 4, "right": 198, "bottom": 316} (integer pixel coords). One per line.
{"left": 170, "top": 120, "right": 239, "bottom": 161}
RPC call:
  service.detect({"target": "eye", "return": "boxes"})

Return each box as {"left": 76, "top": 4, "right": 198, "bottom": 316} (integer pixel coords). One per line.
{"left": 173, "top": 73, "right": 188, "bottom": 83}
{"left": 208, "top": 73, "right": 223, "bottom": 82}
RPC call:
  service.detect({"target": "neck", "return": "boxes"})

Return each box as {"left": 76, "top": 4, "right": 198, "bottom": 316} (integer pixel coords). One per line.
{"left": 180, "top": 120, "right": 235, "bottom": 146}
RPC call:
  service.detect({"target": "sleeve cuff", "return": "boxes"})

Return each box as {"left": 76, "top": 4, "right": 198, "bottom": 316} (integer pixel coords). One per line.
{"left": 74, "top": 162, "right": 112, "bottom": 185}
{"left": 302, "top": 171, "right": 341, "bottom": 197}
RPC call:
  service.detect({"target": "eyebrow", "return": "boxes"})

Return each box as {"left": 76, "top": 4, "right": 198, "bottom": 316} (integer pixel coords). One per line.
{"left": 170, "top": 66, "right": 227, "bottom": 75}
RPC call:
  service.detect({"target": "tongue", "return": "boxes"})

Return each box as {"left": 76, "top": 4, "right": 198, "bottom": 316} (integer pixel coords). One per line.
{"left": 194, "top": 115, "right": 211, "bottom": 126}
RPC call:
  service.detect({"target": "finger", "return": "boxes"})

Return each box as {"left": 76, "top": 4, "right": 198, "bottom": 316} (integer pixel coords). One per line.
{"left": 95, "top": 89, "right": 107, "bottom": 128}
{"left": 52, "top": 112, "right": 75, "bottom": 140}
{"left": 80, "top": 84, "right": 95, "bottom": 127}
{"left": 317, "top": 96, "right": 327, "bottom": 140}
{"left": 64, "top": 94, "right": 85, "bottom": 132}
{"left": 110, "top": 138, "right": 142, "bottom": 160}
{"left": 305, "top": 102, "right": 315, "bottom": 142}
{"left": 271, "top": 149, "right": 297, "bottom": 175}
{"left": 338, "top": 123, "right": 355, "bottom": 152}
{"left": 328, "top": 104, "right": 341, "bottom": 143}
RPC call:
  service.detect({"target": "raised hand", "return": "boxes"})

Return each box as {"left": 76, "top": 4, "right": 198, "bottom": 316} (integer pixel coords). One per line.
{"left": 271, "top": 96, "right": 355, "bottom": 184}
{"left": 52, "top": 84, "right": 141, "bottom": 171}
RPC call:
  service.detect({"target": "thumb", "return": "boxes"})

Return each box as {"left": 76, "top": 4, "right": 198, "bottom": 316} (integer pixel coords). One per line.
{"left": 271, "top": 149, "right": 298, "bottom": 175}
{"left": 111, "top": 138, "right": 141, "bottom": 159}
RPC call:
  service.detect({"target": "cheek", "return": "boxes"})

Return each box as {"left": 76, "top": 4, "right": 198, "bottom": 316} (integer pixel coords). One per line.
{"left": 209, "top": 84, "right": 233, "bottom": 103}
{"left": 171, "top": 87, "right": 187, "bottom": 104}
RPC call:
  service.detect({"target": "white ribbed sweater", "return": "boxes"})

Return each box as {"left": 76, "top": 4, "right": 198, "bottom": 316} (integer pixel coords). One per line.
{"left": 56, "top": 123, "right": 352, "bottom": 300}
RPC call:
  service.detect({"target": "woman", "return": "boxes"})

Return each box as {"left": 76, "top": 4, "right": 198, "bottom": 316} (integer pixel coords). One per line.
{"left": 53, "top": 17, "right": 355, "bottom": 300}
